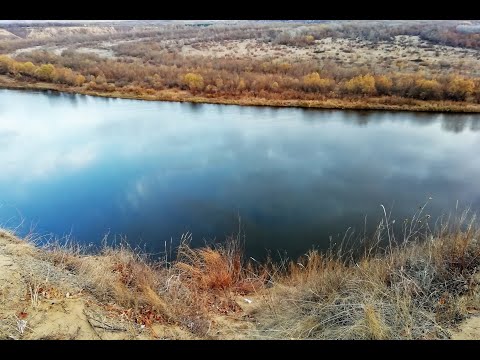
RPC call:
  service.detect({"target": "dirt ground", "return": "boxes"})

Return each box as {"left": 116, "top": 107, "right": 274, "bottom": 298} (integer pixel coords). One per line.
{"left": 451, "top": 316, "right": 480, "bottom": 340}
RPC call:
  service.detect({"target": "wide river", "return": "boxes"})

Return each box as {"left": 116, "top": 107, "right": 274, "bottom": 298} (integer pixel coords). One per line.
{"left": 1, "top": 89, "right": 479, "bottom": 259}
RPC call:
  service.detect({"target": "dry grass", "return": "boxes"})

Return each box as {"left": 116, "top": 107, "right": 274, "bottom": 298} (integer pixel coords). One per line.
{"left": 175, "top": 233, "right": 264, "bottom": 293}
{"left": 2, "top": 201, "right": 480, "bottom": 339}
{"left": 35, "top": 232, "right": 262, "bottom": 337}
{"left": 253, "top": 203, "right": 480, "bottom": 339}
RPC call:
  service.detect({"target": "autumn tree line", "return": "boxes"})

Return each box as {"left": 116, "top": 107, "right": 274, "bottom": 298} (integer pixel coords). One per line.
{"left": 0, "top": 55, "right": 86, "bottom": 86}
{"left": 1, "top": 46, "right": 478, "bottom": 104}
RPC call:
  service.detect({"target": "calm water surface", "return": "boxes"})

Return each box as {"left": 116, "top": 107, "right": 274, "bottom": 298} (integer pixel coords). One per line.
{"left": 1, "top": 89, "right": 480, "bottom": 259}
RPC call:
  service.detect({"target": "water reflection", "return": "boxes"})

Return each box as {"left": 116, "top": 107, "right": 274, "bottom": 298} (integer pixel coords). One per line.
{"left": 0, "top": 88, "right": 480, "bottom": 259}
{"left": 471, "top": 119, "right": 480, "bottom": 131}
{"left": 442, "top": 117, "right": 468, "bottom": 133}
{"left": 61, "top": 92, "right": 81, "bottom": 107}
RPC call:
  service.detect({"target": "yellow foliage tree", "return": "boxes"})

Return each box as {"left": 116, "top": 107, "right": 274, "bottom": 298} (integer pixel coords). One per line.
{"left": 446, "top": 76, "right": 475, "bottom": 101}
{"left": 0, "top": 55, "right": 15, "bottom": 74}
{"left": 344, "top": 74, "right": 376, "bottom": 95}
{"left": 53, "top": 67, "right": 76, "bottom": 85}
{"left": 34, "top": 64, "right": 55, "bottom": 81}
{"left": 74, "top": 74, "right": 86, "bottom": 86}
{"left": 413, "top": 79, "right": 442, "bottom": 100}
{"left": 13, "top": 61, "right": 37, "bottom": 76}
{"left": 184, "top": 73, "right": 204, "bottom": 93}
{"left": 374, "top": 75, "right": 393, "bottom": 95}
{"left": 302, "top": 72, "right": 335, "bottom": 93}
{"left": 21, "top": 62, "right": 36, "bottom": 75}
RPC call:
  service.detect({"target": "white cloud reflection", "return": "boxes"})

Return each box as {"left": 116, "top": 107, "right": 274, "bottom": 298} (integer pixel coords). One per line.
{"left": 1, "top": 89, "right": 480, "bottom": 202}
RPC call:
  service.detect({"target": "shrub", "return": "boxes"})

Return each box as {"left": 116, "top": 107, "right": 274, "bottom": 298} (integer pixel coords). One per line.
{"left": 183, "top": 73, "right": 204, "bottom": 93}
{"left": 344, "top": 74, "right": 376, "bottom": 95}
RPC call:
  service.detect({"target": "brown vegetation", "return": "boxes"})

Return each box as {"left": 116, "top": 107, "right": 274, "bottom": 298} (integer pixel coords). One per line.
{"left": 1, "top": 203, "right": 480, "bottom": 340}
{"left": 256, "top": 204, "right": 480, "bottom": 339}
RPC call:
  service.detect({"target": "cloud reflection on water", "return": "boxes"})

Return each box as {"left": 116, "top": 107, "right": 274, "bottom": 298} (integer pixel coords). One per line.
{"left": 1, "top": 89, "right": 480, "bottom": 259}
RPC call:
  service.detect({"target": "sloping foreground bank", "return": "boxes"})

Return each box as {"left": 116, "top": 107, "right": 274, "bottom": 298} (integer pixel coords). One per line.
{"left": 1, "top": 208, "right": 480, "bottom": 339}
{"left": 1, "top": 76, "right": 480, "bottom": 113}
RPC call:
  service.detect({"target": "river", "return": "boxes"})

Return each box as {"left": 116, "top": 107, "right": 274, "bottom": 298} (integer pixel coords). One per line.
{"left": 1, "top": 89, "right": 479, "bottom": 259}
